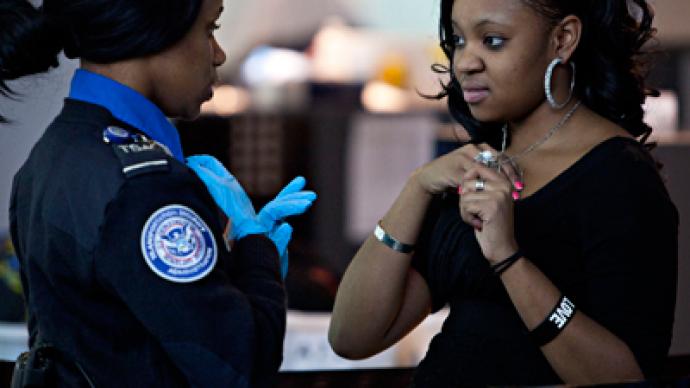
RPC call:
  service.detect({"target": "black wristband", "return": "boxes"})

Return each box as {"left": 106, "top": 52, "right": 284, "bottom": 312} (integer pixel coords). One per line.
{"left": 491, "top": 249, "right": 523, "bottom": 275}
{"left": 529, "top": 295, "right": 577, "bottom": 346}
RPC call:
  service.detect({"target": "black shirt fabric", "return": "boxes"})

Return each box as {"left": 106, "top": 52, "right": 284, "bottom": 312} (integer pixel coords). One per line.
{"left": 9, "top": 99, "right": 286, "bottom": 387}
{"left": 411, "top": 137, "right": 679, "bottom": 386}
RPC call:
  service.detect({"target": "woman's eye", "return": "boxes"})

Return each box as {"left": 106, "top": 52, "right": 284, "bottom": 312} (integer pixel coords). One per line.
{"left": 209, "top": 23, "right": 221, "bottom": 35}
{"left": 452, "top": 34, "right": 466, "bottom": 48}
{"left": 484, "top": 36, "right": 506, "bottom": 49}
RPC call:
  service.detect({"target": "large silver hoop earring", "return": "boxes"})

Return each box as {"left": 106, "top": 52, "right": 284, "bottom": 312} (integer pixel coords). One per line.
{"left": 544, "top": 58, "right": 576, "bottom": 110}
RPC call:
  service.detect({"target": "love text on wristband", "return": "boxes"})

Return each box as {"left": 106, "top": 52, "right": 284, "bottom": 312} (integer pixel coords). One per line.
{"left": 529, "top": 295, "right": 577, "bottom": 346}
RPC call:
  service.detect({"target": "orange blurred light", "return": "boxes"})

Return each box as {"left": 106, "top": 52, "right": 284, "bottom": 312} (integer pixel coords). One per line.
{"left": 201, "top": 85, "right": 252, "bottom": 116}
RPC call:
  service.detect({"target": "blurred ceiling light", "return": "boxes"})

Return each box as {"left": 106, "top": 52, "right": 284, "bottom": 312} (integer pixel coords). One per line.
{"left": 361, "top": 80, "right": 410, "bottom": 113}
{"left": 310, "top": 17, "right": 383, "bottom": 83}
{"left": 201, "top": 85, "right": 251, "bottom": 116}
{"left": 241, "top": 46, "right": 311, "bottom": 86}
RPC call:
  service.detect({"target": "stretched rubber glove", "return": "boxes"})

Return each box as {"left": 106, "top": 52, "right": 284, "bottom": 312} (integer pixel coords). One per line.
{"left": 269, "top": 222, "right": 293, "bottom": 279}
{"left": 186, "top": 155, "right": 267, "bottom": 240}
{"left": 258, "top": 177, "right": 317, "bottom": 279}
{"left": 189, "top": 155, "right": 317, "bottom": 278}
{"left": 257, "top": 176, "right": 317, "bottom": 231}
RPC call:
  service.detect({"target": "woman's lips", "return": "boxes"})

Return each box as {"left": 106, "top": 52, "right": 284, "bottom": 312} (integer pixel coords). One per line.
{"left": 462, "top": 89, "right": 489, "bottom": 104}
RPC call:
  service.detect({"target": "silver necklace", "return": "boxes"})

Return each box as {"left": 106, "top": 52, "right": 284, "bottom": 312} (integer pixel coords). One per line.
{"left": 499, "top": 101, "right": 581, "bottom": 166}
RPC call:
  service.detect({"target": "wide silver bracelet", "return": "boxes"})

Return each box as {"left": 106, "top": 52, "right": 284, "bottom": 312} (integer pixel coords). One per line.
{"left": 373, "top": 221, "right": 415, "bottom": 253}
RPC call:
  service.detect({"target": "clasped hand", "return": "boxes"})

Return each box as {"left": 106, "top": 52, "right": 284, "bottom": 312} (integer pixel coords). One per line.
{"left": 187, "top": 155, "right": 317, "bottom": 278}
{"left": 413, "top": 143, "right": 519, "bottom": 263}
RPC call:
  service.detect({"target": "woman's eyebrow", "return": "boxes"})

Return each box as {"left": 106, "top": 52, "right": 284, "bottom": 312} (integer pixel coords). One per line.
{"left": 474, "top": 18, "right": 509, "bottom": 29}
{"left": 453, "top": 17, "right": 510, "bottom": 31}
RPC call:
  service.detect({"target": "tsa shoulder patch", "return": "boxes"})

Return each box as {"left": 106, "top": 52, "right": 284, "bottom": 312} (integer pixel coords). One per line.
{"left": 104, "top": 125, "right": 170, "bottom": 178}
{"left": 140, "top": 204, "right": 217, "bottom": 283}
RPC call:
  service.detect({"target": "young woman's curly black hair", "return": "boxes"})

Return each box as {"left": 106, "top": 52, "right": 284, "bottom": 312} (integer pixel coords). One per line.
{"left": 0, "top": 0, "right": 203, "bottom": 123}
{"left": 432, "top": 0, "right": 659, "bottom": 150}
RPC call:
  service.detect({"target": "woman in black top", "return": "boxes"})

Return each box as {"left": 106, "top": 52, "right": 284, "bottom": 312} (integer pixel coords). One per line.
{"left": 329, "top": 0, "right": 678, "bottom": 385}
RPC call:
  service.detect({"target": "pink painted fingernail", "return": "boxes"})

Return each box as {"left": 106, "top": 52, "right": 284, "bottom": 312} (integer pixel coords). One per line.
{"left": 514, "top": 181, "right": 524, "bottom": 191}
{"left": 512, "top": 191, "right": 521, "bottom": 201}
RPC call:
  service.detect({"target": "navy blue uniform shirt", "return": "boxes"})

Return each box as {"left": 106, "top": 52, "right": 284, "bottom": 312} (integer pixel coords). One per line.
{"left": 10, "top": 92, "right": 286, "bottom": 385}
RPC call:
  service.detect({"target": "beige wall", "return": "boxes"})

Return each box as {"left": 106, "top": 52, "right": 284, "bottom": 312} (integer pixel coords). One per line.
{"left": 654, "top": 0, "right": 690, "bottom": 46}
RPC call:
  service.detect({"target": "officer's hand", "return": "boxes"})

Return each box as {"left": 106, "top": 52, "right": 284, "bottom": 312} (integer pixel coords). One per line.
{"left": 187, "top": 155, "right": 267, "bottom": 240}
{"left": 258, "top": 176, "right": 316, "bottom": 279}
{"left": 257, "top": 176, "right": 317, "bottom": 230}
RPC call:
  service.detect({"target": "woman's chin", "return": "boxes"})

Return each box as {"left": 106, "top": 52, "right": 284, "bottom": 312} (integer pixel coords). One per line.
{"left": 173, "top": 105, "right": 202, "bottom": 122}
{"left": 467, "top": 106, "right": 496, "bottom": 123}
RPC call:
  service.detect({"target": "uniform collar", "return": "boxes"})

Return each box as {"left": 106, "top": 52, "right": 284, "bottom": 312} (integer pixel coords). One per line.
{"left": 68, "top": 68, "right": 184, "bottom": 162}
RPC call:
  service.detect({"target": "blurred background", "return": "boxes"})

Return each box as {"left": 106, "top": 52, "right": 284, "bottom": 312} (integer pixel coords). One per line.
{"left": 1, "top": 0, "right": 690, "bottom": 381}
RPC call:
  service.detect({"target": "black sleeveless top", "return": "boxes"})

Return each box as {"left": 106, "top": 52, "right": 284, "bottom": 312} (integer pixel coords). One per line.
{"left": 411, "top": 137, "right": 678, "bottom": 386}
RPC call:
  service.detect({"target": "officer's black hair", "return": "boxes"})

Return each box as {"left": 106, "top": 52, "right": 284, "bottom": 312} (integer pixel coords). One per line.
{"left": 430, "top": 0, "right": 659, "bottom": 150}
{"left": 0, "top": 0, "right": 204, "bottom": 123}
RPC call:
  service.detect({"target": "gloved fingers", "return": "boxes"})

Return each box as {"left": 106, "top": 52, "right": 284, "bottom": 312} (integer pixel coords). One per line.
{"left": 188, "top": 157, "right": 259, "bottom": 228}
{"left": 270, "top": 222, "right": 293, "bottom": 258}
{"left": 187, "top": 157, "right": 229, "bottom": 189}
{"left": 188, "top": 163, "right": 223, "bottom": 187}
{"left": 280, "top": 251, "right": 289, "bottom": 280}
{"left": 271, "top": 223, "right": 293, "bottom": 279}
{"left": 262, "top": 192, "right": 317, "bottom": 212}
{"left": 275, "top": 191, "right": 317, "bottom": 202}
{"left": 186, "top": 154, "right": 216, "bottom": 170}
{"left": 188, "top": 163, "right": 253, "bottom": 209}
{"left": 260, "top": 191, "right": 317, "bottom": 214}
{"left": 260, "top": 199, "right": 316, "bottom": 223}
{"left": 275, "top": 176, "right": 306, "bottom": 198}
{"left": 187, "top": 155, "right": 236, "bottom": 180}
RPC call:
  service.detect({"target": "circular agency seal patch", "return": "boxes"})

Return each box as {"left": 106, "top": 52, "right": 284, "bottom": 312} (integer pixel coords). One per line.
{"left": 141, "top": 204, "right": 217, "bottom": 283}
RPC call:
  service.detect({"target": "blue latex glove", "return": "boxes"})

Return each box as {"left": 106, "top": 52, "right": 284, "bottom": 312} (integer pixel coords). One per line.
{"left": 186, "top": 155, "right": 267, "bottom": 240}
{"left": 257, "top": 176, "right": 317, "bottom": 231}
{"left": 258, "top": 177, "right": 317, "bottom": 278}
{"left": 187, "top": 155, "right": 317, "bottom": 279}
{"left": 269, "top": 222, "right": 293, "bottom": 278}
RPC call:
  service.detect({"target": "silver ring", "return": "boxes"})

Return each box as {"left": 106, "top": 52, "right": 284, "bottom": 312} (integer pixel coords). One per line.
{"left": 474, "top": 150, "right": 497, "bottom": 167}
{"left": 475, "top": 179, "right": 486, "bottom": 191}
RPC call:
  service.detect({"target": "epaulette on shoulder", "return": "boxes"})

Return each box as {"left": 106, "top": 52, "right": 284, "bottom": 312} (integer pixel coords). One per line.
{"left": 103, "top": 125, "right": 172, "bottom": 178}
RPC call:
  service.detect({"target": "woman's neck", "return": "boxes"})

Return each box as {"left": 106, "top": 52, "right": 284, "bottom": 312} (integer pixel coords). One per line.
{"left": 81, "top": 60, "right": 153, "bottom": 101}
{"left": 505, "top": 98, "right": 582, "bottom": 156}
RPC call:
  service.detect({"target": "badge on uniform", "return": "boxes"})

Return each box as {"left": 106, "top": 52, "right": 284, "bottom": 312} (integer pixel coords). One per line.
{"left": 140, "top": 205, "right": 217, "bottom": 283}
{"left": 104, "top": 125, "right": 171, "bottom": 178}
{"left": 103, "top": 125, "right": 137, "bottom": 144}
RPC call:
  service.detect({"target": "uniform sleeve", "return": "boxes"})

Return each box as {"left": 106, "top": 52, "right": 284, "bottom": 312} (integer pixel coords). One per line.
{"left": 93, "top": 172, "right": 286, "bottom": 388}
{"left": 9, "top": 171, "right": 39, "bottom": 347}
{"left": 577, "top": 154, "right": 678, "bottom": 378}
{"left": 411, "top": 193, "right": 492, "bottom": 312}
